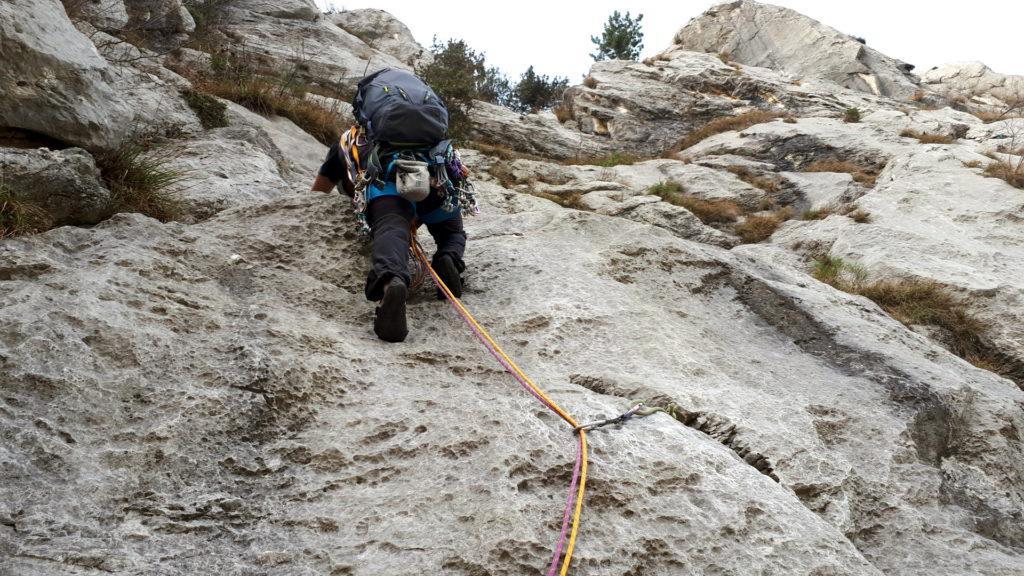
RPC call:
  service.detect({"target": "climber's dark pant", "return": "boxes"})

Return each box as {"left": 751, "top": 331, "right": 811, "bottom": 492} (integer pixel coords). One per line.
{"left": 364, "top": 196, "right": 467, "bottom": 301}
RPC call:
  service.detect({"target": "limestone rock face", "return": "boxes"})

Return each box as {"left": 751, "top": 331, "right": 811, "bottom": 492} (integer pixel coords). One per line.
{"left": 0, "top": 0, "right": 135, "bottom": 151}
{"left": 0, "top": 147, "right": 112, "bottom": 225}
{"left": 922, "top": 62, "right": 1024, "bottom": 117}
{"left": 330, "top": 8, "right": 432, "bottom": 68}
{"left": 674, "top": 0, "right": 920, "bottom": 99}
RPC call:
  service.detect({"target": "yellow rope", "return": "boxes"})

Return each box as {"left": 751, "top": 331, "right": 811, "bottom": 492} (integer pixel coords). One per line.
{"left": 410, "top": 237, "right": 588, "bottom": 575}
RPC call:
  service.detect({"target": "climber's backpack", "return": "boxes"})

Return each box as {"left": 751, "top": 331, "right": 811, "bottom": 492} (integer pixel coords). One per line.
{"left": 351, "top": 68, "right": 453, "bottom": 201}
{"left": 353, "top": 67, "right": 448, "bottom": 147}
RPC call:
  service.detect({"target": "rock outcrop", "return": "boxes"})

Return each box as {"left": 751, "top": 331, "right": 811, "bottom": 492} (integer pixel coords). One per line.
{"left": 675, "top": 0, "right": 920, "bottom": 100}
{"left": 0, "top": 147, "right": 112, "bottom": 226}
{"left": 2, "top": 1, "right": 1024, "bottom": 575}
{"left": 0, "top": 0, "right": 135, "bottom": 151}
{"left": 922, "top": 62, "right": 1024, "bottom": 117}
{"left": 330, "top": 8, "right": 432, "bottom": 68}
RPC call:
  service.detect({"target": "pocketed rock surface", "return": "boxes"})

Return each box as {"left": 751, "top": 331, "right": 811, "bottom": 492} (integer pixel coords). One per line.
{"left": 1, "top": 1, "right": 1024, "bottom": 575}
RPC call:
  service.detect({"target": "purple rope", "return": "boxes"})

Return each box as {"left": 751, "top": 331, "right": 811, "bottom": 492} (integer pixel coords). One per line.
{"left": 547, "top": 434, "right": 583, "bottom": 576}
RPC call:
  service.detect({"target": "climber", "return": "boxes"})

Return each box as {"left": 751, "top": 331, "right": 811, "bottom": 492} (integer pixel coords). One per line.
{"left": 311, "top": 68, "right": 477, "bottom": 344}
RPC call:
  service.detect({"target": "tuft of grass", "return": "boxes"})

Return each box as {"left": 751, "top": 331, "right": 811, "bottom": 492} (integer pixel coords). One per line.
{"left": 848, "top": 209, "right": 871, "bottom": 223}
{"left": 984, "top": 161, "right": 1024, "bottom": 189}
{"left": 843, "top": 107, "right": 861, "bottom": 123}
{"left": 726, "top": 165, "right": 782, "bottom": 193}
{"left": 733, "top": 207, "right": 793, "bottom": 243}
{"left": 801, "top": 159, "right": 878, "bottom": 187}
{"left": 0, "top": 185, "right": 52, "bottom": 238}
{"left": 900, "top": 129, "right": 955, "bottom": 144}
{"left": 670, "top": 110, "right": 784, "bottom": 154}
{"left": 528, "top": 190, "right": 586, "bottom": 210}
{"left": 811, "top": 256, "right": 1008, "bottom": 369}
{"left": 182, "top": 89, "right": 229, "bottom": 129}
{"left": 565, "top": 152, "right": 641, "bottom": 167}
{"left": 97, "top": 142, "right": 184, "bottom": 221}
{"left": 782, "top": 115, "right": 798, "bottom": 124}
{"left": 801, "top": 208, "right": 832, "bottom": 220}
{"left": 648, "top": 181, "right": 741, "bottom": 224}
{"left": 910, "top": 89, "right": 926, "bottom": 102}
{"left": 583, "top": 76, "right": 598, "bottom": 89}
{"left": 553, "top": 104, "right": 573, "bottom": 123}
{"left": 962, "top": 159, "right": 983, "bottom": 168}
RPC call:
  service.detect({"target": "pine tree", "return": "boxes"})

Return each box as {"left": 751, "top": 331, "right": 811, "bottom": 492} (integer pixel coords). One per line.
{"left": 512, "top": 66, "right": 569, "bottom": 113}
{"left": 590, "top": 11, "right": 644, "bottom": 61}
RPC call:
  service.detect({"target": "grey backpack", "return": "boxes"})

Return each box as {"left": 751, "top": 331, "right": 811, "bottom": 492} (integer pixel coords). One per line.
{"left": 352, "top": 68, "right": 449, "bottom": 146}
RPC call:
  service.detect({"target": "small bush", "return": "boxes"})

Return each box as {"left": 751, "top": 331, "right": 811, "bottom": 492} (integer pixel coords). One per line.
{"left": 843, "top": 107, "right": 861, "bottom": 123}
{"left": 583, "top": 75, "right": 598, "bottom": 89}
{"left": 801, "top": 159, "right": 878, "bottom": 187}
{"left": 97, "top": 142, "right": 184, "bottom": 221}
{"left": 733, "top": 207, "right": 792, "bottom": 243}
{"left": 910, "top": 89, "right": 926, "bottom": 102}
{"left": 565, "top": 152, "right": 640, "bottom": 167}
{"left": 900, "top": 129, "right": 955, "bottom": 144}
{"left": 962, "top": 160, "right": 983, "bottom": 168}
{"left": 671, "top": 110, "right": 783, "bottom": 154}
{"left": 649, "top": 181, "right": 741, "bottom": 224}
{"left": 984, "top": 161, "right": 1024, "bottom": 189}
{"left": 0, "top": 185, "right": 52, "bottom": 238}
{"left": 182, "top": 89, "right": 229, "bottom": 129}
{"left": 783, "top": 115, "right": 798, "bottom": 124}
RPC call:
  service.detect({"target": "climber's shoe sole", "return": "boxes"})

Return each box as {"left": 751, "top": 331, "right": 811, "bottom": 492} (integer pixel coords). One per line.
{"left": 374, "top": 278, "right": 408, "bottom": 343}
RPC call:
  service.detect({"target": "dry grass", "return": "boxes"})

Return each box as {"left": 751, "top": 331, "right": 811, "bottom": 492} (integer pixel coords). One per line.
{"left": 564, "top": 152, "right": 641, "bottom": 167}
{"left": 97, "top": 142, "right": 184, "bottom": 222}
{"left": 726, "top": 165, "right": 782, "bottom": 193}
{"left": 801, "top": 159, "right": 878, "bottom": 187}
{"left": 782, "top": 115, "right": 798, "bottom": 124}
{"left": 553, "top": 104, "right": 573, "bottom": 123}
{"left": 811, "top": 256, "right": 1013, "bottom": 374}
{"left": 900, "top": 129, "right": 955, "bottom": 144}
{"left": 583, "top": 76, "right": 598, "bottom": 89}
{"left": 487, "top": 162, "right": 519, "bottom": 188}
{"left": 196, "top": 77, "right": 341, "bottom": 145}
{"left": 910, "top": 89, "right": 926, "bottom": 102}
{"left": 733, "top": 207, "right": 793, "bottom": 243}
{"left": 962, "top": 160, "right": 983, "bottom": 169}
{"left": 0, "top": 185, "right": 52, "bottom": 238}
{"left": 649, "top": 181, "right": 741, "bottom": 224}
{"left": 849, "top": 209, "right": 871, "bottom": 223}
{"left": 527, "top": 190, "right": 586, "bottom": 209}
{"left": 671, "top": 110, "right": 784, "bottom": 154}
{"left": 800, "top": 208, "right": 832, "bottom": 220}
{"left": 984, "top": 161, "right": 1024, "bottom": 189}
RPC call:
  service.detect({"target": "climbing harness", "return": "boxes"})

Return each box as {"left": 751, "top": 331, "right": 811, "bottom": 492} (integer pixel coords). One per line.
{"left": 410, "top": 236, "right": 662, "bottom": 575}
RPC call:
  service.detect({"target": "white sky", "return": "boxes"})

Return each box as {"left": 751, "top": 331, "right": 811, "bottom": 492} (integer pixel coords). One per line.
{"left": 314, "top": 1, "right": 1022, "bottom": 81}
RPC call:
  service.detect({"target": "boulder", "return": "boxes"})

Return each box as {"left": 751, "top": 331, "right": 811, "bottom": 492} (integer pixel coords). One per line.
{"left": 674, "top": 0, "right": 920, "bottom": 100}
{"left": 0, "top": 147, "right": 111, "bottom": 225}
{"left": 0, "top": 0, "right": 135, "bottom": 151}
{"left": 330, "top": 8, "right": 432, "bottom": 68}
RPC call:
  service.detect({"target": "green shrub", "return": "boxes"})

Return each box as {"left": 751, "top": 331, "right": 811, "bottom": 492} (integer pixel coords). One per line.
{"left": 512, "top": 66, "right": 569, "bottom": 113}
{"left": 97, "top": 142, "right": 184, "bottom": 222}
{"left": 843, "top": 107, "right": 861, "bottom": 123}
{"left": 183, "top": 89, "right": 229, "bottom": 129}
{"left": 590, "top": 11, "right": 644, "bottom": 61}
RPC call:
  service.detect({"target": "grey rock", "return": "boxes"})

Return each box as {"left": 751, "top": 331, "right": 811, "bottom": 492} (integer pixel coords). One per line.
{"left": 0, "top": 147, "right": 111, "bottom": 225}
{"left": 922, "top": 62, "right": 1024, "bottom": 118}
{"left": 0, "top": 0, "right": 135, "bottom": 152}
{"left": 0, "top": 180, "right": 1021, "bottom": 575}
{"left": 72, "top": 0, "right": 131, "bottom": 32}
{"left": 330, "top": 8, "right": 432, "bottom": 68}
{"left": 674, "top": 0, "right": 920, "bottom": 99}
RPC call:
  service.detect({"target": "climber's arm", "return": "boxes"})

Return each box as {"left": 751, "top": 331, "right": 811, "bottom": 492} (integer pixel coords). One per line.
{"left": 312, "top": 143, "right": 355, "bottom": 197}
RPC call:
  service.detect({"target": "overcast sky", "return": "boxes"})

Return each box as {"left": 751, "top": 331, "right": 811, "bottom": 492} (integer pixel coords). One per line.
{"left": 314, "top": 1, "right": 1022, "bottom": 82}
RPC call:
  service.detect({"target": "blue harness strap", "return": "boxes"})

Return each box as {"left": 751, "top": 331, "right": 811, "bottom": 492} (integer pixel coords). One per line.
{"left": 365, "top": 182, "right": 459, "bottom": 224}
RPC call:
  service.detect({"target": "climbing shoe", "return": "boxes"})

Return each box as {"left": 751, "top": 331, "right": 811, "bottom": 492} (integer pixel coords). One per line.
{"left": 434, "top": 254, "right": 462, "bottom": 300}
{"left": 374, "top": 277, "right": 408, "bottom": 343}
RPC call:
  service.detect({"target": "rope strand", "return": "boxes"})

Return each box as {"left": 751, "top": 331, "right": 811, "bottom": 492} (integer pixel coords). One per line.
{"left": 410, "top": 236, "right": 588, "bottom": 575}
